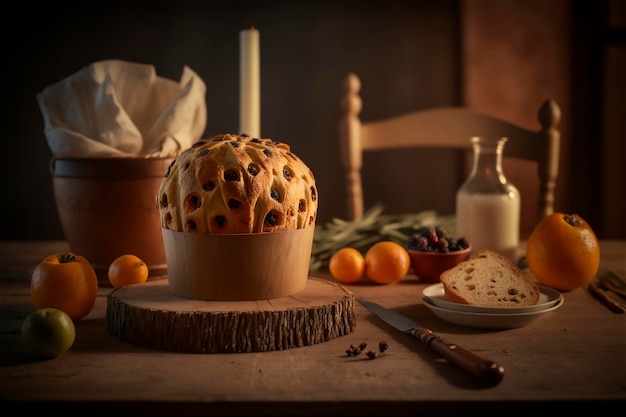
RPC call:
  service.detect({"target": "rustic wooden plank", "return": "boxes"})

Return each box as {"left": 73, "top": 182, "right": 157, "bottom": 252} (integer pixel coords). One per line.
{"left": 1, "top": 240, "right": 625, "bottom": 415}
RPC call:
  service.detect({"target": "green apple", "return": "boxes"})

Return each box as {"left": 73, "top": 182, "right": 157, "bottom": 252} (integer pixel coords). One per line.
{"left": 21, "top": 308, "right": 76, "bottom": 358}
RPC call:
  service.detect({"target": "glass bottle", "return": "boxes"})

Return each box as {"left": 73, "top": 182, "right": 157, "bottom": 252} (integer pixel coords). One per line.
{"left": 455, "top": 137, "right": 521, "bottom": 263}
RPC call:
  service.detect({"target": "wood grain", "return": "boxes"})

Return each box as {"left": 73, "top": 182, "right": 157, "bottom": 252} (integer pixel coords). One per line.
{"left": 107, "top": 277, "right": 356, "bottom": 353}
{"left": 3, "top": 240, "right": 625, "bottom": 415}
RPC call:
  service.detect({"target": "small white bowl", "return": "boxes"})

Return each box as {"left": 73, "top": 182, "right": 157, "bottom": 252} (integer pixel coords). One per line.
{"left": 422, "top": 295, "right": 564, "bottom": 329}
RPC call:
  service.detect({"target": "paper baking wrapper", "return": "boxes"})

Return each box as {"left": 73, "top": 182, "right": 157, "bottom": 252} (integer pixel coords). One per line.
{"left": 162, "top": 226, "right": 315, "bottom": 300}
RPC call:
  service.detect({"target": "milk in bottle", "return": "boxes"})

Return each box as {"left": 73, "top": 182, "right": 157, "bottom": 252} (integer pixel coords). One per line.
{"left": 455, "top": 137, "right": 520, "bottom": 263}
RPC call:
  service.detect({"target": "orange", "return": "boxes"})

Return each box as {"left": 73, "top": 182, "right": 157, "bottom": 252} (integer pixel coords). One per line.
{"left": 30, "top": 252, "right": 98, "bottom": 321}
{"left": 364, "top": 241, "right": 410, "bottom": 284}
{"left": 329, "top": 248, "right": 365, "bottom": 284}
{"left": 526, "top": 212, "right": 600, "bottom": 291}
{"left": 108, "top": 254, "right": 149, "bottom": 288}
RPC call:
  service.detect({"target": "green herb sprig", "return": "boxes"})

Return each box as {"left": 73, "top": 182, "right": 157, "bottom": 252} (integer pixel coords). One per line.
{"left": 310, "top": 203, "right": 455, "bottom": 273}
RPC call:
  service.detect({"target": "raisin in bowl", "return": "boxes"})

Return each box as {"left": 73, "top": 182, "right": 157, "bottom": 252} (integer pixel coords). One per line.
{"left": 406, "top": 227, "right": 471, "bottom": 283}
{"left": 157, "top": 133, "right": 318, "bottom": 300}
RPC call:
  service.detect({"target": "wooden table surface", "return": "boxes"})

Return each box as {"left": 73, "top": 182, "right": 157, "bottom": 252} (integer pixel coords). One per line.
{"left": 1, "top": 240, "right": 625, "bottom": 416}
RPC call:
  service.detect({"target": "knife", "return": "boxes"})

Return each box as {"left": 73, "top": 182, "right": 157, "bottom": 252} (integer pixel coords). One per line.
{"left": 357, "top": 298, "right": 505, "bottom": 386}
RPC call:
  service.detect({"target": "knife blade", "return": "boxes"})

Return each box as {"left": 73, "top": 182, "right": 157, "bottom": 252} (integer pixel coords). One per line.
{"left": 357, "top": 298, "right": 504, "bottom": 386}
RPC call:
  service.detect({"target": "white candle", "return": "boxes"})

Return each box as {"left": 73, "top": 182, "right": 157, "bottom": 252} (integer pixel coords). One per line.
{"left": 239, "top": 26, "right": 260, "bottom": 138}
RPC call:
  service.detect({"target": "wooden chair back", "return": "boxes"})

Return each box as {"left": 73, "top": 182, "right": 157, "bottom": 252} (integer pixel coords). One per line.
{"left": 338, "top": 72, "right": 561, "bottom": 229}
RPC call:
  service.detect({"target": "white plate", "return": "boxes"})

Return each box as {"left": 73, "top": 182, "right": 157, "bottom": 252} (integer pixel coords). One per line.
{"left": 422, "top": 283, "right": 563, "bottom": 314}
{"left": 422, "top": 296, "right": 564, "bottom": 329}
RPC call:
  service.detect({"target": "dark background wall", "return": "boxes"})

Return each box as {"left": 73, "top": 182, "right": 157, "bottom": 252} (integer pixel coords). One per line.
{"left": 3, "top": 0, "right": 625, "bottom": 241}
{"left": 4, "top": 0, "right": 461, "bottom": 240}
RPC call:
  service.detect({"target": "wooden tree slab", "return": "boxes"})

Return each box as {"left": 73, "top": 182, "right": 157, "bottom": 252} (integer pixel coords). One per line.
{"left": 106, "top": 277, "right": 357, "bottom": 353}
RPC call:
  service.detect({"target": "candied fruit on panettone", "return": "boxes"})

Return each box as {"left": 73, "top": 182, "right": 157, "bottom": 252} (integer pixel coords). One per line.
{"left": 157, "top": 133, "right": 318, "bottom": 234}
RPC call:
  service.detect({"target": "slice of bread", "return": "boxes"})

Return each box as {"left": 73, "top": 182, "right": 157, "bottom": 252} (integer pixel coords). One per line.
{"left": 440, "top": 250, "right": 541, "bottom": 308}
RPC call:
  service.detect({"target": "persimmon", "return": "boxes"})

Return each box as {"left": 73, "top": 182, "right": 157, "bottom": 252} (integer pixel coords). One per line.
{"left": 526, "top": 213, "right": 600, "bottom": 291}
{"left": 30, "top": 252, "right": 98, "bottom": 321}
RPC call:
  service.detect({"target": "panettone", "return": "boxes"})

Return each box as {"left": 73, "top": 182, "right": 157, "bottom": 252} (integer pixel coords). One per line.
{"left": 157, "top": 133, "right": 318, "bottom": 234}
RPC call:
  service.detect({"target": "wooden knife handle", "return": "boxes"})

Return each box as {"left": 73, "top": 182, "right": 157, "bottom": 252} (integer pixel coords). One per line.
{"left": 411, "top": 328, "right": 505, "bottom": 386}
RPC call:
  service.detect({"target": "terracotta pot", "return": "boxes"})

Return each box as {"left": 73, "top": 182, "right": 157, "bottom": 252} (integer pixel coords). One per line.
{"left": 51, "top": 157, "right": 174, "bottom": 286}
{"left": 163, "top": 226, "right": 315, "bottom": 301}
